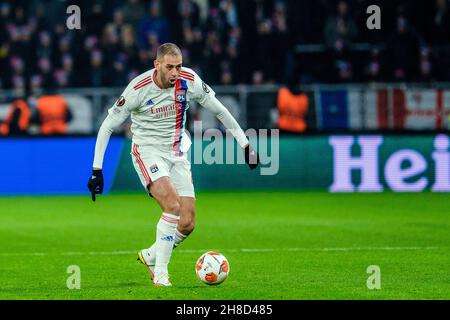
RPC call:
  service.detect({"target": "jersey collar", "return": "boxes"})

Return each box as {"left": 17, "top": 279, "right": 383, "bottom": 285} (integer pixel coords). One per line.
{"left": 151, "top": 69, "right": 162, "bottom": 90}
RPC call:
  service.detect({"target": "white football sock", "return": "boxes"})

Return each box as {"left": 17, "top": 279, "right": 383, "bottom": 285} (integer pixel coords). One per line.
{"left": 142, "top": 245, "right": 155, "bottom": 265}
{"left": 145, "top": 229, "right": 188, "bottom": 265}
{"left": 154, "top": 212, "right": 179, "bottom": 276}
{"left": 174, "top": 229, "right": 188, "bottom": 248}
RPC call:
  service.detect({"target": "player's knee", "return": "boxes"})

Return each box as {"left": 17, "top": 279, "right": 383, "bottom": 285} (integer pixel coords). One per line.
{"left": 186, "top": 218, "right": 195, "bottom": 233}
{"left": 179, "top": 219, "right": 195, "bottom": 234}
{"left": 163, "top": 200, "right": 181, "bottom": 214}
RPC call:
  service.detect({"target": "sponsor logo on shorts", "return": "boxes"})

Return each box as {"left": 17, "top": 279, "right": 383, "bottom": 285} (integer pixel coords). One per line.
{"left": 150, "top": 164, "right": 159, "bottom": 173}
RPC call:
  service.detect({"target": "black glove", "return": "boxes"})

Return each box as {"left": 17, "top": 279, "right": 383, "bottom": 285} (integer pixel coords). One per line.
{"left": 244, "top": 144, "right": 259, "bottom": 170}
{"left": 87, "top": 169, "right": 104, "bottom": 202}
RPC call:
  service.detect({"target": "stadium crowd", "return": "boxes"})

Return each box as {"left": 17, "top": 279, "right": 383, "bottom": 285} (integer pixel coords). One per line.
{"left": 1, "top": 0, "right": 450, "bottom": 94}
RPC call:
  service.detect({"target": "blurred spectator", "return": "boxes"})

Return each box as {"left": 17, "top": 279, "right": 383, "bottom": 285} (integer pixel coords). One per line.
{"left": 10, "top": 56, "right": 25, "bottom": 78}
{"left": 335, "top": 55, "right": 353, "bottom": 82}
{"left": 111, "top": 52, "right": 129, "bottom": 86}
{"left": 10, "top": 56, "right": 26, "bottom": 95}
{"left": 106, "top": 9, "right": 131, "bottom": 41}
{"left": 9, "top": 8, "right": 33, "bottom": 65}
{"left": 181, "top": 0, "right": 201, "bottom": 23}
{"left": 35, "top": 31, "right": 53, "bottom": 64}
{"left": 0, "top": 2, "right": 11, "bottom": 88}
{"left": 325, "top": 40, "right": 354, "bottom": 82}
{"left": 386, "top": 14, "right": 421, "bottom": 81}
{"left": 89, "top": 50, "right": 105, "bottom": 87}
{"left": 417, "top": 46, "right": 435, "bottom": 82}
{"left": 0, "top": 99, "right": 31, "bottom": 136}
{"left": 86, "top": 3, "right": 108, "bottom": 37}
{"left": 205, "top": 6, "right": 227, "bottom": 37}
{"left": 33, "top": 95, "right": 72, "bottom": 135}
{"left": 252, "top": 70, "right": 264, "bottom": 85}
{"left": 427, "top": 0, "right": 450, "bottom": 45}
{"left": 121, "top": 25, "right": 141, "bottom": 72}
{"left": 138, "top": 0, "right": 170, "bottom": 48}
{"left": 57, "top": 36, "right": 71, "bottom": 58}
{"left": 324, "top": 1, "right": 358, "bottom": 50}
{"left": 177, "top": 0, "right": 203, "bottom": 65}
{"left": 322, "top": 1, "right": 357, "bottom": 82}
{"left": 276, "top": 84, "right": 308, "bottom": 132}
{"left": 37, "top": 57, "right": 54, "bottom": 88}
{"left": 101, "top": 24, "right": 121, "bottom": 85}
{"left": 74, "top": 35, "right": 100, "bottom": 86}
{"left": 220, "top": 0, "right": 239, "bottom": 28}
{"left": 30, "top": 74, "right": 44, "bottom": 96}
{"left": 254, "top": 2, "right": 272, "bottom": 83}
{"left": 220, "top": 67, "right": 233, "bottom": 85}
{"left": 269, "top": 2, "right": 289, "bottom": 83}
{"left": 122, "top": 0, "right": 146, "bottom": 31}
{"left": 364, "top": 48, "right": 383, "bottom": 82}
{"left": 225, "top": 26, "right": 241, "bottom": 78}
{"left": 138, "top": 48, "right": 154, "bottom": 73}
{"left": 54, "top": 54, "right": 75, "bottom": 88}
{"left": 203, "top": 30, "right": 224, "bottom": 84}
{"left": 12, "top": 74, "right": 26, "bottom": 97}
{"left": 0, "top": 0, "right": 449, "bottom": 89}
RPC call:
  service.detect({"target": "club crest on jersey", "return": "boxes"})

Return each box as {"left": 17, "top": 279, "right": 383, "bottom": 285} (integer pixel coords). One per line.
{"left": 150, "top": 164, "right": 159, "bottom": 173}
{"left": 116, "top": 96, "right": 125, "bottom": 107}
{"left": 175, "top": 89, "right": 186, "bottom": 103}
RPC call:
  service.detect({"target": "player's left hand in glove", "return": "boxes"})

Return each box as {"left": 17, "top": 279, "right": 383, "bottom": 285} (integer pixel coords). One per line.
{"left": 87, "top": 169, "right": 103, "bottom": 202}
{"left": 244, "top": 144, "right": 260, "bottom": 170}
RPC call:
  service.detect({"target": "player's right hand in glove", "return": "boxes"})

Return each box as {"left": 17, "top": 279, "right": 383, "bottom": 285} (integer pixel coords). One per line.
{"left": 87, "top": 169, "right": 104, "bottom": 202}
{"left": 244, "top": 144, "right": 259, "bottom": 170}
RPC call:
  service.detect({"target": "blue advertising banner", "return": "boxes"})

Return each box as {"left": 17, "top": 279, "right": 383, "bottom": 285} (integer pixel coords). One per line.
{"left": 0, "top": 137, "right": 124, "bottom": 195}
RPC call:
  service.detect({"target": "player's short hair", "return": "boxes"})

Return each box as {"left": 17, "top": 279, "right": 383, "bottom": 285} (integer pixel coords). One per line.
{"left": 156, "top": 43, "right": 182, "bottom": 61}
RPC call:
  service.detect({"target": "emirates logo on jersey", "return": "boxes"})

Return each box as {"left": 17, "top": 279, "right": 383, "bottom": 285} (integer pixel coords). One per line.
{"left": 149, "top": 104, "right": 180, "bottom": 119}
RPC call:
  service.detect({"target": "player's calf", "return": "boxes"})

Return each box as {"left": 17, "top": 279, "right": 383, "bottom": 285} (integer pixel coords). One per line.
{"left": 177, "top": 219, "right": 195, "bottom": 237}
{"left": 174, "top": 219, "right": 194, "bottom": 248}
{"left": 175, "top": 197, "right": 195, "bottom": 248}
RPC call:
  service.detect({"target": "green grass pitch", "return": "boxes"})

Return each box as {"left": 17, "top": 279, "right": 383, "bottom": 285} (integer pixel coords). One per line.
{"left": 0, "top": 191, "right": 449, "bottom": 300}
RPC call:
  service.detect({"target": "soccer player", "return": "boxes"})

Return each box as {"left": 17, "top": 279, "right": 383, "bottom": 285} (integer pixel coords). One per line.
{"left": 87, "top": 43, "right": 259, "bottom": 286}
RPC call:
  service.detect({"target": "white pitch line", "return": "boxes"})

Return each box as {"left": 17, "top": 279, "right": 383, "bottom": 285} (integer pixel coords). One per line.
{"left": 0, "top": 246, "right": 444, "bottom": 257}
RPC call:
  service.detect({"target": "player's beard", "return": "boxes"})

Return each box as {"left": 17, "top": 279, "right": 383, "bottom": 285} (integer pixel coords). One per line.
{"left": 159, "top": 69, "right": 177, "bottom": 88}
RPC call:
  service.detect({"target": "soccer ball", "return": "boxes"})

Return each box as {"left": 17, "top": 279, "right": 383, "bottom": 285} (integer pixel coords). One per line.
{"left": 195, "top": 251, "right": 230, "bottom": 285}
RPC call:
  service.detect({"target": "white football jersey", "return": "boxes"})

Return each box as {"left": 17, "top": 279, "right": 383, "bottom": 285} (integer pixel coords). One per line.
{"left": 93, "top": 66, "right": 248, "bottom": 169}
{"left": 107, "top": 67, "right": 214, "bottom": 153}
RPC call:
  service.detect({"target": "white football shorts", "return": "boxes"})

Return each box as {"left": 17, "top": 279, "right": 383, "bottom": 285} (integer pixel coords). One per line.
{"left": 130, "top": 142, "right": 195, "bottom": 198}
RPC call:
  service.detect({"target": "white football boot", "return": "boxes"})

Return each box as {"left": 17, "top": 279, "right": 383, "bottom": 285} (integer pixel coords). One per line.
{"left": 153, "top": 273, "right": 172, "bottom": 287}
